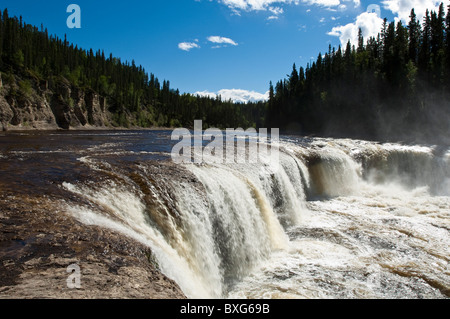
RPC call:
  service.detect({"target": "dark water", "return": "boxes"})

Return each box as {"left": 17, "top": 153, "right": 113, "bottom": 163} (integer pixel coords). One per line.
{"left": 1, "top": 130, "right": 449, "bottom": 299}
{"left": 0, "top": 130, "right": 174, "bottom": 195}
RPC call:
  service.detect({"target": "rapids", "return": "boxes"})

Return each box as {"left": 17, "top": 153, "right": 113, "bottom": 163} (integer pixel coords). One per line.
{"left": 0, "top": 131, "right": 448, "bottom": 298}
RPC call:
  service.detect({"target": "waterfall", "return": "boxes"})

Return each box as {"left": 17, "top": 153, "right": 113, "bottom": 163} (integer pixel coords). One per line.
{"left": 60, "top": 136, "right": 450, "bottom": 298}
{"left": 358, "top": 143, "right": 450, "bottom": 196}
{"left": 306, "top": 149, "right": 362, "bottom": 198}
{"left": 62, "top": 148, "right": 308, "bottom": 298}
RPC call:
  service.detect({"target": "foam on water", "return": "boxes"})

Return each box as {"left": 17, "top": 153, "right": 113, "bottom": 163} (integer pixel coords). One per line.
{"left": 59, "top": 135, "right": 449, "bottom": 299}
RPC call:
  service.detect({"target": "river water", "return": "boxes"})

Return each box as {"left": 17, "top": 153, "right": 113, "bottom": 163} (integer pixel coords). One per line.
{"left": 0, "top": 130, "right": 448, "bottom": 299}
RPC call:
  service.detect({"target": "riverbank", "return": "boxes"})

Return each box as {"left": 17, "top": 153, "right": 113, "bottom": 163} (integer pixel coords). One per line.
{"left": 0, "top": 130, "right": 185, "bottom": 299}
{"left": 0, "top": 190, "right": 186, "bottom": 299}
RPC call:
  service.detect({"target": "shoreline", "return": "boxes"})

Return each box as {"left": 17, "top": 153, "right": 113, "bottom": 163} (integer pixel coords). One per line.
{"left": 1, "top": 124, "right": 176, "bottom": 133}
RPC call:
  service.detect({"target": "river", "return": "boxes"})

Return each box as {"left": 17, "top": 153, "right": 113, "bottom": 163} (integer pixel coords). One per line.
{"left": 0, "top": 130, "right": 448, "bottom": 299}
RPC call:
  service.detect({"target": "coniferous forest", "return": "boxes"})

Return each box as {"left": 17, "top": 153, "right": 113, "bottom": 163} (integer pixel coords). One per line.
{"left": 267, "top": 3, "right": 450, "bottom": 144}
{"left": 0, "top": 4, "right": 449, "bottom": 144}
{"left": 0, "top": 8, "right": 266, "bottom": 130}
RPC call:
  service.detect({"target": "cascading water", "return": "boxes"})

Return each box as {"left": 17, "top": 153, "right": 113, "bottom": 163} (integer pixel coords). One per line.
{"left": 54, "top": 133, "right": 449, "bottom": 299}
{"left": 61, "top": 148, "right": 308, "bottom": 298}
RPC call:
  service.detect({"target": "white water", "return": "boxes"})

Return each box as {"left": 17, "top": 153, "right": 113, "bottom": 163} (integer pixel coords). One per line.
{"left": 62, "top": 137, "right": 450, "bottom": 299}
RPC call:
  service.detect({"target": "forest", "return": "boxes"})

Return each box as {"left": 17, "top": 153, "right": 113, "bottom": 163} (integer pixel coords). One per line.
{"left": 0, "top": 8, "right": 266, "bottom": 130}
{"left": 267, "top": 3, "right": 450, "bottom": 144}
{"left": 0, "top": 4, "right": 449, "bottom": 144}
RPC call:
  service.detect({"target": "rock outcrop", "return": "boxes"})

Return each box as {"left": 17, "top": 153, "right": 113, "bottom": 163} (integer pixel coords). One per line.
{"left": 0, "top": 73, "right": 113, "bottom": 131}
{"left": 0, "top": 191, "right": 186, "bottom": 299}
{"left": 0, "top": 95, "right": 13, "bottom": 132}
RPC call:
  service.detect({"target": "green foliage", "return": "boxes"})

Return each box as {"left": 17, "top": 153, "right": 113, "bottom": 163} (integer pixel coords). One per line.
{"left": 267, "top": 4, "right": 450, "bottom": 144}
{"left": 67, "top": 66, "right": 82, "bottom": 87}
{"left": 112, "top": 112, "right": 130, "bottom": 128}
{"left": 13, "top": 50, "right": 24, "bottom": 67}
{"left": 18, "top": 79, "right": 31, "bottom": 98}
{"left": 0, "top": 11, "right": 264, "bottom": 129}
{"left": 67, "top": 96, "right": 74, "bottom": 109}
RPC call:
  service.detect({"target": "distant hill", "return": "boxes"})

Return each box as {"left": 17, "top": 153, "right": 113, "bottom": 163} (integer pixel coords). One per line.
{"left": 0, "top": 8, "right": 265, "bottom": 131}
{"left": 267, "top": 4, "right": 450, "bottom": 145}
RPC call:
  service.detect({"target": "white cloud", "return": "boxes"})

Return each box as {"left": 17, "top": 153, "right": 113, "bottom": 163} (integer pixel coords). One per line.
{"left": 382, "top": 0, "right": 442, "bottom": 22}
{"left": 207, "top": 36, "right": 239, "bottom": 46}
{"left": 218, "top": 0, "right": 357, "bottom": 17}
{"left": 328, "top": 12, "right": 384, "bottom": 47}
{"left": 220, "top": 0, "right": 296, "bottom": 11}
{"left": 195, "top": 89, "right": 269, "bottom": 103}
{"left": 328, "top": 0, "right": 444, "bottom": 48}
{"left": 178, "top": 42, "right": 200, "bottom": 51}
{"left": 269, "top": 6, "right": 284, "bottom": 14}
{"left": 349, "top": 0, "right": 360, "bottom": 8}
{"left": 304, "top": 0, "right": 340, "bottom": 7}
{"left": 219, "top": 0, "right": 361, "bottom": 10}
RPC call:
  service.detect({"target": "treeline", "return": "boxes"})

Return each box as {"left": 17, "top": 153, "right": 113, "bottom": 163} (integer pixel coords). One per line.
{"left": 0, "top": 9, "right": 265, "bottom": 129}
{"left": 267, "top": 4, "right": 450, "bottom": 144}
{"left": 2, "top": 6, "right": 449, "bottom": 143}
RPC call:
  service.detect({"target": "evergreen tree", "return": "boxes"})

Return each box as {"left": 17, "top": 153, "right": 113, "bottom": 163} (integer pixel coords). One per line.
{"left": 430, "top": 4, "right": 446, "bottom": 84}
{"left": 419, "top": 10, "right": 432, "bottom": 78}
{"left": 408, "top": 9, "right": 421, "bottom": 64}
{"left": 445, "top": 4, "right": 450, "bottom": 87}
{"left": 357, "top": 28, "right": 364, "bottom": 53}
{"left": 267, "top": 3, "right": 449, "bottom": 144}
{"left": 289, "top": 63, "right": 299, "bottom": 95}
{"left": 0, "top": 11, "right": 266, "bottom": 129}
{"left": 0, "top": 10, "right": 3, "bottom": 66}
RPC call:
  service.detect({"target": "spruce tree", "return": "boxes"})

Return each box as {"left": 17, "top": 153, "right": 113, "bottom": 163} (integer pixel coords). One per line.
{"left": 429, "top": 4, "right": 446, "bottom": 85}
{"left": 0, "top": 10, "right": 3, "bottom": 66}
{"left": 445, "top": 4, "right": 450, "bottom": 87}
{"left": 289, "top": 63, "right": 299, "bottom": 95}
{"left": 357, "top": 28, "right": 364, "bottom": 53}
{"left": 408, "top": 9, "right": 421, "bottom": 64}
{"left": 419, "top": 10, "right": 432, "bottom": 79}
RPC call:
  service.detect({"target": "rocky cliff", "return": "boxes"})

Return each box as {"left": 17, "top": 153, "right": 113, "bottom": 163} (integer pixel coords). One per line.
{"left": 0, "top": 72, "right": 187, "bottom": 299}
{"left": 0, "top": 72, "right": 113, "bottom": 131}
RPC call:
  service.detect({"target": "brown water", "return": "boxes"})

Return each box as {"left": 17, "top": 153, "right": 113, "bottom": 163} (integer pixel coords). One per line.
{"left": 0, "top": 130, "right": 449, "bottom": 299}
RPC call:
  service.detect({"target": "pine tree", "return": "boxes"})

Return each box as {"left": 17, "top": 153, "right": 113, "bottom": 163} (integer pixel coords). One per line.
{"left": 430, "top": 4, "right": 445, "bottom": 84}
{"left": 0, "top": 10, "right": 3, "bottom": 66}
{"left": 289, "top": 63, "right": 299, "bottom": 95}
{"left": 395, "top": 21, "right": 408, "bottom": 65}
{"left": 0, "top": 11, "right": 269, "bottom": 130}
{"left": 419, "top": 10, "right": 432, "bottom": 79}
{"left": 408, "top": 9, "right": 421, "bottom": 64}
{"left": 383, "top": 22, "right": 396, "bottom": 84}
{"left": 357, "top": 28, "right": 364, "bottom": 53}
{"left": 445, "top": 4, "right": 450, "bottom": 87}
{"left": 344, "top": 40, "right": 353, "bottom": 78}
{"left": 264, "top": 5, "right": 449, "bottom": 143}
{"left": 269, "top": 81, "right": 274, "bottom": 102}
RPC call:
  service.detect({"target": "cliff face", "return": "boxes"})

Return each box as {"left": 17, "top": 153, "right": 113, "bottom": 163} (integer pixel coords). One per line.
{"left": 0, "top": 73, "right": 112, "bottom": 131}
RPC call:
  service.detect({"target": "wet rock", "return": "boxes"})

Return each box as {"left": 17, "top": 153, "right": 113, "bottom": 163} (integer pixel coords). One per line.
{"left": 0, "top": 193, "right": 186, "bottom": 299}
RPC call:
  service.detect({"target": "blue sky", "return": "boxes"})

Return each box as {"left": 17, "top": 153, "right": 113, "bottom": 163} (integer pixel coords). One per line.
{"left": 0, "top": 0, "right": 444, "bottom": 102}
